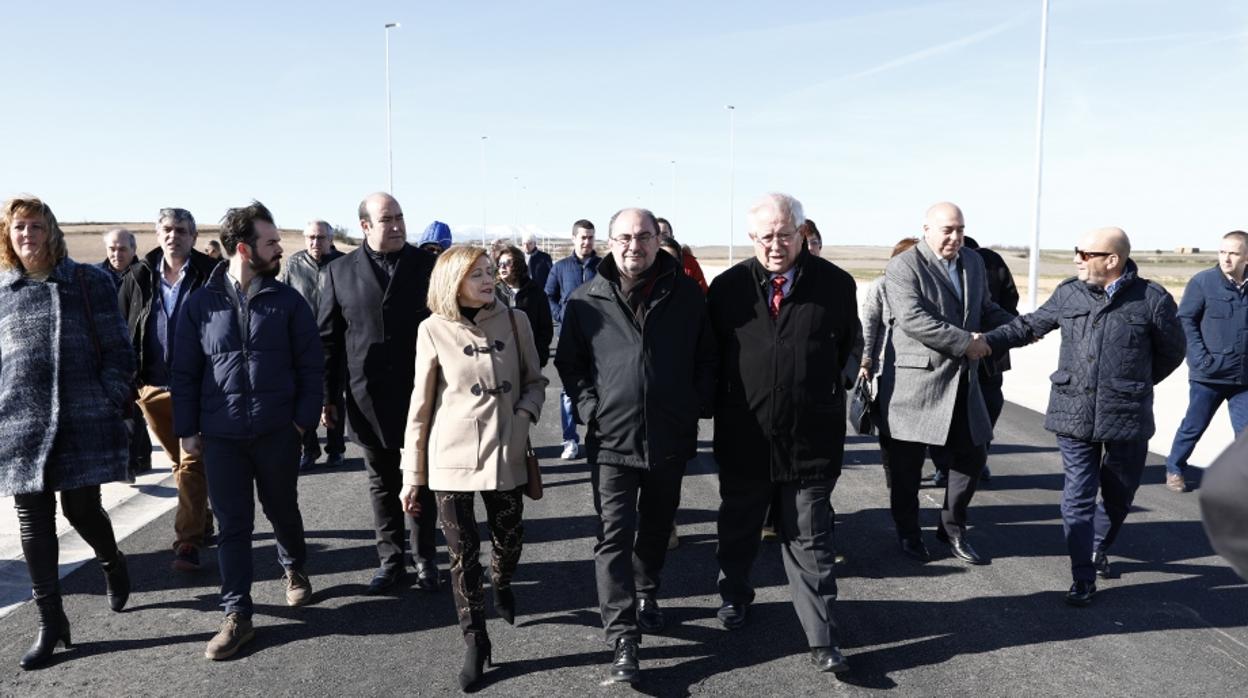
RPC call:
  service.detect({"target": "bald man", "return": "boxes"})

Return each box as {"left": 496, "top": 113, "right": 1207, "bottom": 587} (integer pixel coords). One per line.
{"left": 877, "top": 202, "right": 1015, "bottom": 566}
{"left": 319, "top": 193, "right": 441, "bottom": 594}
{"left": 985, "top": 227, "right": 1184, "bottom": 606}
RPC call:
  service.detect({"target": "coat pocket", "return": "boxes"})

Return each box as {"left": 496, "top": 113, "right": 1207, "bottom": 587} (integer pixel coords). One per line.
{"left": 895, "top": 353, "right": 933, "bottom": 370}
{"left": 433, "top": 417, "right": 481, "bottom": 470}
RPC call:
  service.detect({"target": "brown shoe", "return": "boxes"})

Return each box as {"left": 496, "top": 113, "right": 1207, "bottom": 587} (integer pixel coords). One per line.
{"left": 284, "top": 569, "right": 312, "bottom": 607}
{"left": 171, "top": 544, "right": 201, "bottom": 572}
{"left": 1165, "top": 473, "right": 1187, "bottom": 493}
{"left": 204, "top": 612, "right": 254, "bottom": 660}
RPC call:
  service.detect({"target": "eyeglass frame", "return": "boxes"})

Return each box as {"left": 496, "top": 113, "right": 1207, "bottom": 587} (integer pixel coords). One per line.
{"left": 609, "top": 232, "right": 658, "bottom": 246}
{"left": 1074, "top": 247, "right": 1114, "bottom": 262}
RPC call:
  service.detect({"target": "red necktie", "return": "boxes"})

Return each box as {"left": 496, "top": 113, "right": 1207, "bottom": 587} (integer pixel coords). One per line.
{"left": 769, "top": 276, "right": 786, "bottom": 319}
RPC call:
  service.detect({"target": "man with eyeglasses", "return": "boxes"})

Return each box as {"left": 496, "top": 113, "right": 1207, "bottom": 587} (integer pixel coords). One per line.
{"left": 120, "top": 207, "right": 220, "bottom": 572}
{"left": 1163, "top": 230, "right": 1248, "bottom": 493}
{"left": 278, "top": 220, "right": 345, "bottom": 470}
{"left": 876, "top": 202, "right": 1015, "bottom": 567}
{"left": 554, "top": 208, "right": 715, "bottom": 684}
{"left": 707, "top": 193, "right": 860, "bottom": 674}
{"left": 984, "top": 226, "right": 1184, "bottom": 606}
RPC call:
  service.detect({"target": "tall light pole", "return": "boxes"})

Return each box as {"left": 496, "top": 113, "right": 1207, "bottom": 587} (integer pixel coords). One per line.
{"left": 1027, "top": 0, "right": 1051, "bottom": 311}
{"left": 384, "top": 22, "right": 400, "bottom": 193}
{"left": 727, "top": 105, "right": 736, "bottom": 266}
{"left": 480, "top": 135, "right": 488, "bottom": 247}
{"left": 669, "top": 160, "right": 677, "bottom": 220}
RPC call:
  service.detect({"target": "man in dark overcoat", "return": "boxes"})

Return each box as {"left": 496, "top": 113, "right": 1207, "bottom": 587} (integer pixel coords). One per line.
{"left": 708, "top": 192, "right": 858, "bottom": 674}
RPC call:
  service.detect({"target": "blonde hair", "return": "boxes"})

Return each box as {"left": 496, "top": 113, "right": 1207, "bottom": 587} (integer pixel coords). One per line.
{"left": 0, "top": 194, "right": 68, "bottom": 271}
{"left": 427, "top": 244, "right": 491, "bottom": 320}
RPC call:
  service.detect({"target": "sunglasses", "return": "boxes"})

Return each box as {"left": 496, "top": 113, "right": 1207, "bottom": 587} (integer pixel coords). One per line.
{"left": 1074, "top": 247, "right": 1113, "bottom": 262}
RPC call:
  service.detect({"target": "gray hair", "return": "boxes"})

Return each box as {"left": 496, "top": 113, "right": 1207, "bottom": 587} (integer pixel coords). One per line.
{"left": 747, "top": 193, "right": 805, "bottom": 231}
{"left": 306, "top": 220, "right": 334, "bottom": 238}
{"left": 520, "top": 229, "right": 537, "bottom": 245}
{"left": 156, "top": 207, "right": 196, "bottom": 235}
{"left": 103, "top": 227, "right": 136, "bottom": 250}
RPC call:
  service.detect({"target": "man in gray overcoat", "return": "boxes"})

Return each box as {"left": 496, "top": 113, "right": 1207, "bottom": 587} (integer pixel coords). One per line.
{"left": 876, "top": 202, "right": 1015, "bottom": 564}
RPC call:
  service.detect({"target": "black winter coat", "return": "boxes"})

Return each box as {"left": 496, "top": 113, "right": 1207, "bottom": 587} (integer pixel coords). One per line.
{"left": 708, "top": 253, "right": 859, "bottom": 483}
{"left": 118, "top": 247, "right": 221, "bottom": 383}
{"left": 171, "top": 266, "right": 323, "bottom": 439}
{"left": 554, "top": 253, "right": 716, "bottom": 469}
{"left": 985, "top": 261, "right": 1185, "bottom": 442}
{"left": 318, "top": 243, "right": 437, "bottom": 450}
{"left": 498, "top": 279, "right": 554, "bottom": 367}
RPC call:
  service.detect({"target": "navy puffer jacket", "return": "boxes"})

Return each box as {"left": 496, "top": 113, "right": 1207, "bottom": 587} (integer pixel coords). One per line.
{"left": 985, "top": 261, "right": 1185, "bottom": 442}
{"left": 1178, "top": 265, "right": 1248, "bottom": 385}
{"left": 171, "top": 265, "right": 324, "bottom": 439}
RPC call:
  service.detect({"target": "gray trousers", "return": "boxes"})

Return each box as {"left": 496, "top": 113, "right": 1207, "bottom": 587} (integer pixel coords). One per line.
{"left": 717, "top": 475, "right": 840, "bottom": 648}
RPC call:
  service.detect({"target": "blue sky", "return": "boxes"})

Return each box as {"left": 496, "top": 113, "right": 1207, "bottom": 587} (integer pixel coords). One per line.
{"left": 4, "top": 0, "right": 1245, "bottom": 250}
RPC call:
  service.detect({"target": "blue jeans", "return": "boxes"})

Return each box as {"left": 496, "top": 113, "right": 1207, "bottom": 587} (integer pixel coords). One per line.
{"left": 1165, "top": 381, "right": 1248, "bottom": 476}
{"left": 560, "top": 389, "right": 579, "bottom": 444}
{"left": 1056, "top": 436, "right": 1147, "bottom": 583}
{"left": 204, "top": 426, "right": 307, "bottom": 618}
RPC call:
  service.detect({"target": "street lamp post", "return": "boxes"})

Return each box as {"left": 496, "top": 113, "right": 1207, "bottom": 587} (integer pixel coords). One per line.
{"left": 384, "top": 22, "right": 400, "bottom": 193}
{"left": 727, "top": 105, "right": 736, "bottom": 266}
{"left": 480, "top": 135, "right": 488, "bottom": 248}
{"left": 1027, "top": 0, "right": 1051, "bottom": 311}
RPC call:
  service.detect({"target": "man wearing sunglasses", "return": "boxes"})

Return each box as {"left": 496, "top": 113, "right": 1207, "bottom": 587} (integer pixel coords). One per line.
{"left": 983, "top": 226, "right": 1184, "bottom": 606}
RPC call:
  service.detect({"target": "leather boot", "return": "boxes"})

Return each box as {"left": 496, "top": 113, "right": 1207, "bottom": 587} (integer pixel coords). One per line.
{"left": 493, "top": 585, "right": 515, "bottom": 625}
{"left": 459, "top": 634, "right": 492, "bottom": 691}
{"left": 101, "top": 551, "right": 130, "bottom": 612}
{"left": 20, "top": 594, "right": 72, "bottom": 670}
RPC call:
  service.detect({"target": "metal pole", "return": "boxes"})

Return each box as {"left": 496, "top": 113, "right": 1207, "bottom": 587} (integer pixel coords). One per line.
{"left": 1027, "top": 0, "right": 1050, "bottom": 311}
{"left": 670, "top": 160, "right": 677, "bottom": 220}
{"left": 727, "top": 105, "right": 736, "bottom": 266}
{"left": 384, "top": 23, "right": 399, "bottom": 193}
{"left": 480, "top": 136, "right": 488, "bottom": 248}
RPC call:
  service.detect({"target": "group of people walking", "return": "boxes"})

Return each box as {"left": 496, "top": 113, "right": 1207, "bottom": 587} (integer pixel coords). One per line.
{"left": 0, "top": 189, "right": 1243, "bottom": 690}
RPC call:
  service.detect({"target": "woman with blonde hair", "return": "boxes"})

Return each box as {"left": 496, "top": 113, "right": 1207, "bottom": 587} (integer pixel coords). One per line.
{"left": 400, "top": 244, "right": 547, "bottom": 690}
{"left": 0, "top": 195, "right": 135, "bottom": 668}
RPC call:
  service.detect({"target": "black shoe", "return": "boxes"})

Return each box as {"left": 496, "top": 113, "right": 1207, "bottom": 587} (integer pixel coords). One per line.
{"left": 609, "top": 638, "right": 640, "bottom": 684}
{"left": 936, "top": 527, "right": 986, "bottom": 565}
{"left": 413, "top": 562, "right": 441, "bottom": 591}
{"left": 459, "top": 636, "right": 492, "bottom": 691}
{"left": 810, "top": 646, "right": 850, "bottom": 674}
{"left": 493, "top": 586, "right": 515, "bottom": 625}
{"left": 932, "top": 469, "right": 948, "bottom": 488}
{"left": 1092, "top": 551, "right": 1113, "bottom": 579}
{"left": 1066, "top": 580, "right": 1096, "bottom": 606}
{"left": 20, "top": 595, "right": 72, "bottom": 670}
{"left": 637, "top": 597, "right": 665, "bottom": 633}
{"left": 325, "top": 453, "right": 345, "bottom": 468}
{"left": 980, "top": 464, "right": 992, "bottom": 482}
{"left": 365, "top": 567, "right": 405, "bottom": 595}
{"left": 101, "top": 551, "right": 130, "bottom": 613}
{"left": 131, "top": 457, "right": 153, "bottom": 475}
{"left": 899, "top": 536, "right": 931, "bottom": 562}
{"left": 716, "top": 602, "right": 748, "bottom": 630}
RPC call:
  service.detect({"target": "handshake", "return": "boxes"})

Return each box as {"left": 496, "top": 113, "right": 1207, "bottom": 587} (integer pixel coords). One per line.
{"left": 964, "top": 332, "right": 993, "bottom": 360}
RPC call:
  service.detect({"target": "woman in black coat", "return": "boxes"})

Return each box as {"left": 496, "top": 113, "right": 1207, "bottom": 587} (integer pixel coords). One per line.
{"left": 494, "top": 245, "right": 554, "bottom": 367}
{"left": 0, "top": 196, "right": 135, "bottom": 669}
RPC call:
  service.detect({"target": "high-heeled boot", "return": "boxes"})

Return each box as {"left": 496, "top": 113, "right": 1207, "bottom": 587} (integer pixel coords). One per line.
{"left": 458, "top": 634, "right": 492, "bottom": 691}
{"left": 492, "top": 585, "right": 515, "bottom": 625}
{"left": 101, "top": 551, "right": 130, "bottom": 612}
{"left": 20, "top": 594, "right": 72, "bottom": 670}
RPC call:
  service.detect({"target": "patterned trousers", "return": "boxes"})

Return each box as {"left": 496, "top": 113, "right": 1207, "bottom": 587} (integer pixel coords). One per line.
{"left": 435, "top": 487, "right": 525, "bottom": 641}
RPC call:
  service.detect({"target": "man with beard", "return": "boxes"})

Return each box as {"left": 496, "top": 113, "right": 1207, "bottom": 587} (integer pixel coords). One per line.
{"left": 172, "top": 201, "right": 323, "bottom": 659}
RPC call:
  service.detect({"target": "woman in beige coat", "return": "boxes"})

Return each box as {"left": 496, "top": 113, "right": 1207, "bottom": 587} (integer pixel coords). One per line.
{"left": 399, "top": 245, "right": 546, "bottom": 691}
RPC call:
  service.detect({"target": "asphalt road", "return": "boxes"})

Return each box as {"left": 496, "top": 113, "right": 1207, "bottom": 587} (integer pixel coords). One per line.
{"left": 1, "top": 363, "right": 1245, "bottom": 697}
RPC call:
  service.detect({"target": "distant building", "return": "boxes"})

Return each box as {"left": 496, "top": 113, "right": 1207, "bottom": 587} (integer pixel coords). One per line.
{"left": 1174, "top": 246, "right": 1201, "bottom": 254}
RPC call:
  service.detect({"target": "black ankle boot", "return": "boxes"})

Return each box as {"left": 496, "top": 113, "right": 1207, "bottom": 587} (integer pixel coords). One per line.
{"left": 20, "top": 594, "right": 72, "bottom": 670}
{"left": 458, "top": 636, "right": 492, "bottom": 691}
{"left": 101, "top": 551, "right": 130, "bottom": 613}
{"left": 493, "top": 586, "right": 515, "bottom": 625}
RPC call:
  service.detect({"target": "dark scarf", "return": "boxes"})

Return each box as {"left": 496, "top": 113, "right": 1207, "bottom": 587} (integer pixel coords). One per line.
{"left": 363, "top": 240, "right": 402, "bottom": 286}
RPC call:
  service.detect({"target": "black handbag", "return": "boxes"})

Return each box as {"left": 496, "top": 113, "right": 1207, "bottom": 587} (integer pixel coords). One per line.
{"left": 849, "top": 375, "right": 875, "bottom": 436}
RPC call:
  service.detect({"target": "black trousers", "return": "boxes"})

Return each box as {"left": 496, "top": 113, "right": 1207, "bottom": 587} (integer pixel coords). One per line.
{"left": 933, "top": 370, "right": 1004, "bottom": 474}
{"left": 883, "top": 376, "right": 987, "bottom": 539}
{"left": 717, "top": 475, "right": 840, "bottom": 648}
{"left": 14, "top": 486, "right": 119, "bottom": 599}
{"left": 435, "top": 487, "right": 524, "bottom": 641}
{"left": 362, "top": 446, "right": 438, "bottom": 571}
{"left": 591, "top": 460, "right": 686, "bottom": 644}
{"left": 301, "top": 389, "right": 346, "bottom": 458}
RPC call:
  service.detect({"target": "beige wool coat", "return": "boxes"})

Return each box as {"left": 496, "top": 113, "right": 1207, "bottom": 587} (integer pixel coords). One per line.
{"left": 401, "top": 302, "right": 547, "bottom": 491}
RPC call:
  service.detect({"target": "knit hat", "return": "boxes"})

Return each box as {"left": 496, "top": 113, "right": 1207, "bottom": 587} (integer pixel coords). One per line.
{"left": 418, "top": 221, "right": 453, "bottom": 250}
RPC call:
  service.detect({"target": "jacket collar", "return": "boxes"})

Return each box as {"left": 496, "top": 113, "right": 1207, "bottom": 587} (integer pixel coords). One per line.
{"left": 204, "top": 260, "right": 281, "bottom": 297}
{"left": 0, "top": 256, "right": 78, "bottom": 288}
{"left": 586, "top": 251, "right": 678, "bottom": 300}
{"left": 142, "top": 246, "right": 220, "bottom": 281}
{"left": 446, "top": 299, "right": 507, "bottom": 329}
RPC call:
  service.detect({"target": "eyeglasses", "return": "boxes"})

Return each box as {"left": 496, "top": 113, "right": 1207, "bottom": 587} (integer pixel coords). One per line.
{"left": 610, "top": 233, "right": 656, "bottom": 246}
{"left": 753, "top": 232, "right": 798, "bottom": 247}
{"left": 1074, "top": 248, "right": 1113, "bottom": 261}
{"left": 497, "top": 259, "right": 513, "bottom": 268}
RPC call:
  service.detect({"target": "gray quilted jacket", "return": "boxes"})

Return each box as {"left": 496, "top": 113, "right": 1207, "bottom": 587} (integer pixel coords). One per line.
{"left": 984, "top": 261, "right": 1185, "bottom": 442}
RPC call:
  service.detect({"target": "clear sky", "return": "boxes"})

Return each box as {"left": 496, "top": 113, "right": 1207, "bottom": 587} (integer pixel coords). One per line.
{"left": 5, "top": 0, "right": 1245, "bottom": 250}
